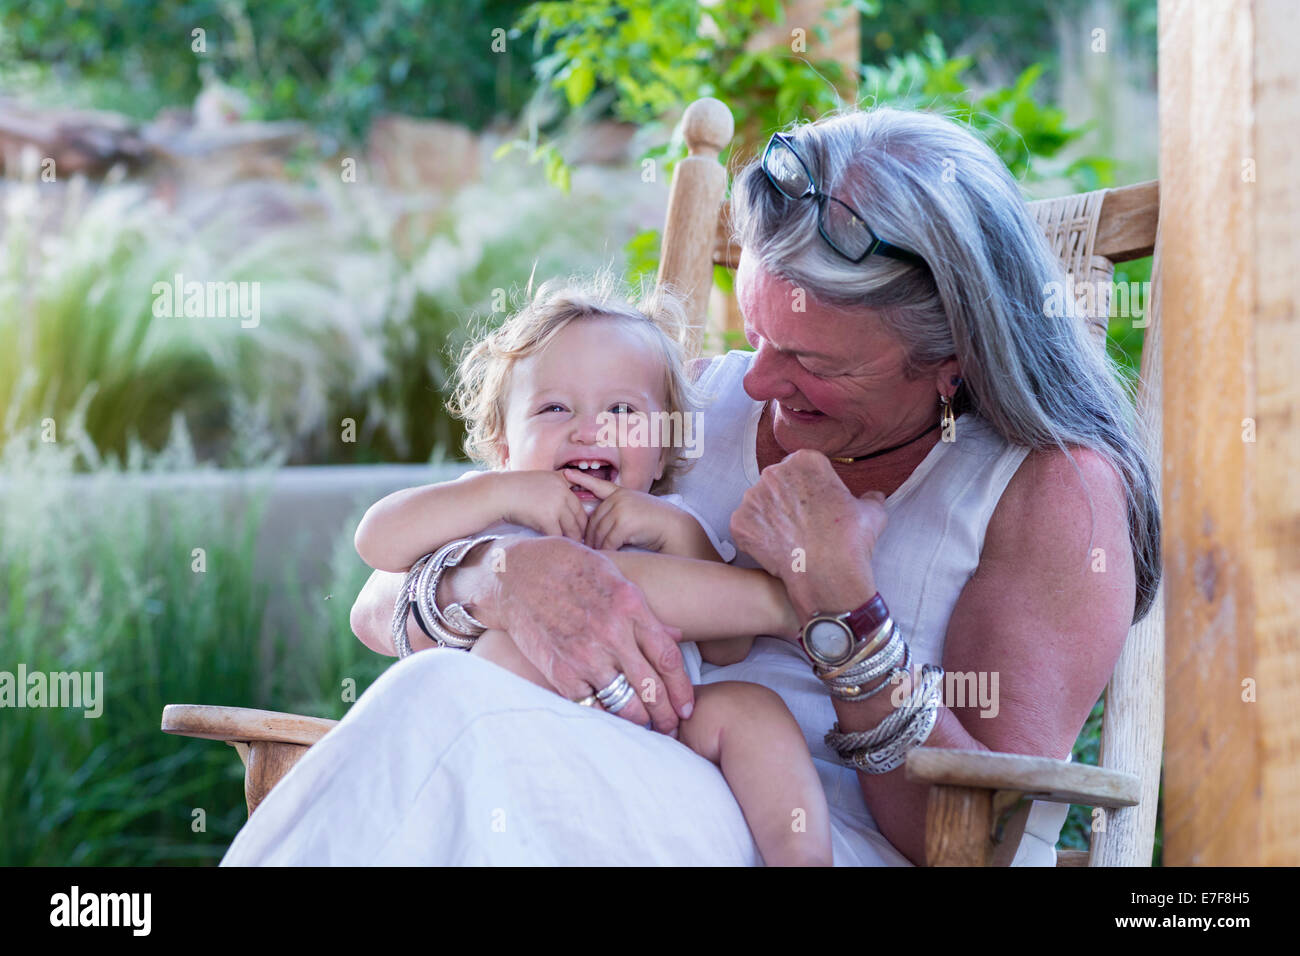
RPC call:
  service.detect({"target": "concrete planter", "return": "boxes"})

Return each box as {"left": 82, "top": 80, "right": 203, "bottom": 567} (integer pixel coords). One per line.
{"left": 8, "top": 462, "right": 476, "bottom": 648}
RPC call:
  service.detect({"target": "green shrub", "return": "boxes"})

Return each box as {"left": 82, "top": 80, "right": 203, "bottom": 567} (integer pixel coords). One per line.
{"left": 1, "top": 153, "right": 626, "bottom": 469}
{"left": 0, "top": 415, "right": 382, "bottom": 865}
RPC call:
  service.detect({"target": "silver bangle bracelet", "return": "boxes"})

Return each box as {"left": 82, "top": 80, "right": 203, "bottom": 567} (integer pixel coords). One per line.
{"left": 392, "top": 535, "right": 502, "bottom": 658}
{"left": 391, "top": 553, "right": 435, "bottom": 660}
{"left": 825, "top": 663, "right": 945, "bottom": 774}
{"left": 848, "top": 693, "right": 941, "bottom": 774}
{"left": 414, "top": 540, "right": 478, "bottom": 648}
{"left": 826, "top": 643, "right": 912, "bottom": 702}
{"left": 858, "top": 662, "right": 941, "bottom": 748}
{"left": 818, "top": 624, "right": 907, "bottom": 688}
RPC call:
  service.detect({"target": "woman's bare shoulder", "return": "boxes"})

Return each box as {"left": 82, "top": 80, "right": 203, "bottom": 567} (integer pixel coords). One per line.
{"left": 985, "top": 444, "right": 1131, "bottom": 577}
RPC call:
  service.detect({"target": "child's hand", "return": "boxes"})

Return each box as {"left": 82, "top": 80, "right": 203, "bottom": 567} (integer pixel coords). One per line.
{"left": 564, "top": 468, "right": 691, "bottom": 554}
{"left": 492, "top": 470, "right": 590, "bottom": 542}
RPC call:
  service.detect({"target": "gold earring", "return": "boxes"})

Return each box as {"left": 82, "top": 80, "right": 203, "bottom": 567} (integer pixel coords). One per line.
{"left": 939, "top": 393, "right": 955, "bottom": 442}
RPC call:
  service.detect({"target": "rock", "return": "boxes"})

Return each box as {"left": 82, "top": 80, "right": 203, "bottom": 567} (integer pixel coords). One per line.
{"left": 366, "top": 115, "right": 481, "bottom": 193}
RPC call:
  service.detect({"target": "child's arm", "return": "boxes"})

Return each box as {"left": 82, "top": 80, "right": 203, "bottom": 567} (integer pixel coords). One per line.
{"left": 354, "top": 470, "right": 588, "bottom": 572}
{"left": 660, "top": 510, "right": 727, "bottom": 562}
{"left": 602, "top": 550, "right": 799, "bottom": 645}
{"left": 563, "top": 467, "right": 760, "bottom": 661}
{"left": 564, "top": 468, "right": 726, "bottom": 562}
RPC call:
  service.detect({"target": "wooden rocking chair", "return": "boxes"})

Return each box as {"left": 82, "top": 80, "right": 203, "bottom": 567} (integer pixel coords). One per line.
{"left": 163, "top": 96, "right": 1164, "bottom": 867}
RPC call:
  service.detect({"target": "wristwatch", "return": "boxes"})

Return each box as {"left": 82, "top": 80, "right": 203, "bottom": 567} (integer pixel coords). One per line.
{"left": 800, "top": 593, "right": 891, "bottom": 668}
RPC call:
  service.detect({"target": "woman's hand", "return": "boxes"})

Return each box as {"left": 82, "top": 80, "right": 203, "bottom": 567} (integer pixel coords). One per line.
{"left": 730, "top": 448, "right": 889, "bottom": 620}
{"left": 446, "top": 534, "right": 696, "bottom": 735}
{"left": 490, "top": 470, "right": 590, "bottom": 542}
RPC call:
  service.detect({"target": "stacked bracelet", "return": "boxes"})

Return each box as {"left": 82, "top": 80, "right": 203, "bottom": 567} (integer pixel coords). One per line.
{"left": 805, "top": 594, "right": 944, "bottom": 773}
{"left": 391, "top": 535, "right": 501, "bottom": 658}
{"left": 824, "top": 663, "right": 945, "bottom": 774}
{"left": 816, "top": 621, "right": 905, "bottom": 693}
{"left": 812, "top": 619, "right": 913, "bottom": 703}
{"left": 824, "top": 643, "right": 912, "bottom": 703}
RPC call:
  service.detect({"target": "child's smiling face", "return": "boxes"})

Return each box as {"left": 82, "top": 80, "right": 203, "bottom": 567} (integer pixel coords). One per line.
{"left": 499, "top": 316, "right": 672, "bottom": 499}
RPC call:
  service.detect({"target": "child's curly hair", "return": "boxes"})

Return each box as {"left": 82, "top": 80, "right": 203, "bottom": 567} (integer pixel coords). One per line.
{"left": 447, "top": 268, "right": 706, "bottom": 493}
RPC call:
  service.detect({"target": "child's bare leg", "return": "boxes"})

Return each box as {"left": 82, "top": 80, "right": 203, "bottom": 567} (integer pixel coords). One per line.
{"left": 679, "top": 681, "right": 833, "bottom": 866}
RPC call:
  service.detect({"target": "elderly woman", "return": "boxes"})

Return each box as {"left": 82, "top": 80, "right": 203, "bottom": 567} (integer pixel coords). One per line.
{"left": 221, "top": 106, "right": 1159, "bottom": 867}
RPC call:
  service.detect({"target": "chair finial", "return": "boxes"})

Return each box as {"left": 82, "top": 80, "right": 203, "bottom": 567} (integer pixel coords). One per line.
{"left": 682, "top": 98, "right": 734, "bottom": 157}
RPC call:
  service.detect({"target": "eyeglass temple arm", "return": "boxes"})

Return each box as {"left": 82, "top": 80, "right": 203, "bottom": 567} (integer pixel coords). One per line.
{"left": 873, "top": 240, "right": 927, "bottom": 267}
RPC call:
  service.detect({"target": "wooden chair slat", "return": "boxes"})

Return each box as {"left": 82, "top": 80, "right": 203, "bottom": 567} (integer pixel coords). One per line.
{"left": 712, "top": 179, "right": 1158, "bottom": 272}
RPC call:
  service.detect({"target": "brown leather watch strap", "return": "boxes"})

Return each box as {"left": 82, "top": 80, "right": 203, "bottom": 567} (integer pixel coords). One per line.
{"left": 845, "top": 592, "right": 889, "bottom": 640}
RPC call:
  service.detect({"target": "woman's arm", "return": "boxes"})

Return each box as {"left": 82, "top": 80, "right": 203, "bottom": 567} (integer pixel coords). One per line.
{"left": 349, "top": 542, "right": 797, "bottom": 656}
{"left": 729, "top": 446, "right": 1135, "bottom": 865}
{"left": 373, "top": 534, "right": 693, "bottom": 733}
{"left": 847, "top": 448, "right": 1135, "bottom": 865}
{"left": 350, "top": 567, "right": 434, "bottom": 656}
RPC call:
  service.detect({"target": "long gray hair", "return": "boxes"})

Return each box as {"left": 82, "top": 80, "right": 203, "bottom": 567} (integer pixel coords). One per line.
{"left": 730, "top": 107, "right": 1160, "bottom": 624}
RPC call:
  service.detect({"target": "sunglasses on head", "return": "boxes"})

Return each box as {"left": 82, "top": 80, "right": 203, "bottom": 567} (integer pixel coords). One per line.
{"left": 761, "top": 131, "right": 927, "bottom": 269}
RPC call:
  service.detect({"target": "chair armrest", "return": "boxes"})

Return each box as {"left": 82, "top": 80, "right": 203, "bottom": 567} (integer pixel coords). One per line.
{"left": 905, "top": 748, "right": 1140, "bottom": 808}
{"left": 161, "top": 704, "right": 338, "bottom": 746}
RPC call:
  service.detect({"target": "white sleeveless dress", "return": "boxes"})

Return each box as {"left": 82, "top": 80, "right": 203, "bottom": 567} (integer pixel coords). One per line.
{"left": 221, "top": 350, "right": 1068, "bottom": 866}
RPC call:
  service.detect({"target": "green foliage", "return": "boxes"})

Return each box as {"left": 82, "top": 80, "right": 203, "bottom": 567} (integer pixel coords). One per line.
{"left": 1059, "top": 692, "right": 1163, "bottom": 865}
{"left": 517, "top": 0, "right": 712, "bottom": 125}
{"left": 622, "top": 227, "right": 662, "bottom": 288}
{"left": 1060, "top": 697, "right": 1103, "bottom": 853}
{"left": 857, "top": 36, "right": 1093, "bottom": 186}
{"left": 0, "top": 0, "right": 539, "bottom": 142}
{"left": 507, "top": 0, "right": 857, "bottom": 192}
{"left": 509, "top": 2, "right": 1105, "bottom": 190}
{"left": 861, "top": 0, "right": 1158, "bottom": 86}
{"left": 0, "top": 417, "right": 384, "bottom": 865}
{"left": 504, "top": 1, "right": 1111, "bottom": 311}
{"left": 1106, "top": 256, "right": 1152, "bottom": 383}
{"left": 0, "top": 183, "right": 229, "bottom": 469}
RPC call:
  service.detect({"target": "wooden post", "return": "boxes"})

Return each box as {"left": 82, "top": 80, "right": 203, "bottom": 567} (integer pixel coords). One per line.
{"left": 241, "top": 742, "right": 310, "bottom": 816}
{"left": 1158, "top": 0, "right": 1300, "bottom": 865}
{"left": 658, "top": 98, "right": 733, "bottom": 359}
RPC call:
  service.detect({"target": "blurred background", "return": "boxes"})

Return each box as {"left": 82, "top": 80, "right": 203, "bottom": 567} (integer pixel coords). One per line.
{"left": 0, "top": 0, "right": 1158, "bottom": 865}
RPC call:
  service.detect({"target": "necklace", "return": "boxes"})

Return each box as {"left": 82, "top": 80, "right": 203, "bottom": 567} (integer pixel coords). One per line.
{"left": 827, "top": 421, "right": 942, "bottom": 464}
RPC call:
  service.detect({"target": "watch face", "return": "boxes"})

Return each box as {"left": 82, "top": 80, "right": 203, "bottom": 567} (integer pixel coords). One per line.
{"left": 807, "top": 618, "right": 853, "bottom": 665}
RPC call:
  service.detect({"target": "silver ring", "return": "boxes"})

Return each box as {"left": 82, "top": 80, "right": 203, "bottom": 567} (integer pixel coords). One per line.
{"left": 602, "top": 681, "right": 637, "bottom": 715}
{"left": 595, "top": 673, "right": 630, "bottom": 702}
